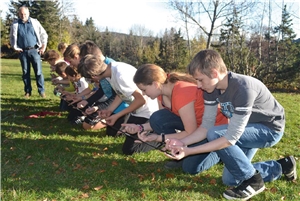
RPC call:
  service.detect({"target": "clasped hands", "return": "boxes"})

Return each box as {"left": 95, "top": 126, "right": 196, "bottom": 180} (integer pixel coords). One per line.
{"left": 121, "top": 123, "right": 189, "bottom": 160}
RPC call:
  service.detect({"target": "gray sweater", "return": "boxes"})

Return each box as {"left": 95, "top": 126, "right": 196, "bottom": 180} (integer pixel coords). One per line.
{"left": 201, "top": 72, "right": 285, "bottom": 145}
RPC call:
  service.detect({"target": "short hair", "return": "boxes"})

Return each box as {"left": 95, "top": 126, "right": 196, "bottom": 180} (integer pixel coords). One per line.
{"left": 79, "top": 40, "right": 103, "bottom": 58}
{"left": 63, "top": 43, "right": 80, "bottom": 59}
{"left": 44, "top": 50, "right": 60, "bottom": 61}
{"left": 55, "top": 61, "right": 68, "bottom": 76}
{"left": 187, "top": 49, "right": 227, "bottom": 77}
{"left": 78, "top": 54, "right": 106, "bottom": 78}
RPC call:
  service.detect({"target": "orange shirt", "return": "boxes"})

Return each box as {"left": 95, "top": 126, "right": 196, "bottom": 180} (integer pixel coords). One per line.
{"left": 158, "top": 81, "right": 227, "bottom": 126}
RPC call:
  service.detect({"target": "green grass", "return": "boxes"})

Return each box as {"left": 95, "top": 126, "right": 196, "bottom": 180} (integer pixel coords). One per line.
{"left": 1, "top": 58, "right": 299, "bottom": 201}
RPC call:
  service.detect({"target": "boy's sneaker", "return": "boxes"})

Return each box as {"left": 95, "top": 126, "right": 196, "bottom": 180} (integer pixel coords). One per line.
{"left": 223, "top": 170, "right": 265, "bottom": 200}
{"left": 277, "top": 156, "right": 297, "bottom": 181}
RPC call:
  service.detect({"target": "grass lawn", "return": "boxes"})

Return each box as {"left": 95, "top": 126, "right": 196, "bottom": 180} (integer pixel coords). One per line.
{"left": 1, "top": 58, "right": 299, "bottom": 201}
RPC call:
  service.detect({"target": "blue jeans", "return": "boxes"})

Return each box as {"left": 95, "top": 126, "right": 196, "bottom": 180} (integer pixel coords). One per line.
{"left": 206, "top": 123, "right": 284, "bottom": 186}
{"left": 149, "top": 109, "right": 220, "bottom": 174}
{"left": 19, "top": 49, "right": 45, "bottom": 94}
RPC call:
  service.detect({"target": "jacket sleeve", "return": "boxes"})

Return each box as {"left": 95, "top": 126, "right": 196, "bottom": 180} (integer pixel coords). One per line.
{"left": 31, "top": 18, "right": 48, "bottom": 48}
{"left": 9, "top": 21, "right": 20, "bottom": 50}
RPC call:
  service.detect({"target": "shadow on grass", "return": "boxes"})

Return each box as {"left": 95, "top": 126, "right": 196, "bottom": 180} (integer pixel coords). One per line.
{"left": 1, "top": 97, "right": 225, "bottom": 200}
{"left": 1, "top": 136, "right": 224, "bottom": 200}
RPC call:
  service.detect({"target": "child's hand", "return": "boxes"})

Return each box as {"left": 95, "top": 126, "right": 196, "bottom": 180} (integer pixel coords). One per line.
{"left": 85, "top": 106, "right": 98, "bottom": 115}
{"left": 104, "top": 113, "right": 117, "bottom": 126}
{"left": 77, "top": 100, "right": 88, "bottom": 108}
{"left": 121, "top": 123, "right": 140, "bottom": 134}
{"left": 99, "top": 110, "right": 112, "bottom": 119}
{"left": 137, "top": 132, "right": 159, "bottom": 142}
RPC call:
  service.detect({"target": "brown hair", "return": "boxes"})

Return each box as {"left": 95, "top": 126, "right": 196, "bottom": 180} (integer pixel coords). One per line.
{"left": 187, "top": 49, "right": 227, "bottom": 77}
{"left": 44, "top": 50, "right": 60, "bottom": 61}
{"left": 57, "top": 42, "right": 68, "bottom": 54}
{"left": 134, "top": 64, "right": 196, "bottom": 86}
{"left": 79, "top": 40, "right": 103, "bottom": 58}
{"left": 55, "top": 61, "right": 68, "bottom": 76}
{"left": 63, "top": 43, "right": 80, "bottom": 59}
{"left": 65, "top": 65, "right": 80, "bottom": 77}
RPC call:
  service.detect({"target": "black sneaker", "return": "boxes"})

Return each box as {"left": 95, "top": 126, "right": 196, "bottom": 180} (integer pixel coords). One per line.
{"left": 223, "top": 170, "right": 265, "bottom": 200}
{"left": 164, "top": 160, "right": 183, "bottom": 169}
{"left": 277, "top": 156, "right": 297, "bottom": 181}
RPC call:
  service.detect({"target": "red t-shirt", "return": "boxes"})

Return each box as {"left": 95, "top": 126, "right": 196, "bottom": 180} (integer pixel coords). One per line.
{"left": 158, "top": 81, "right": 227, "bottom": 126}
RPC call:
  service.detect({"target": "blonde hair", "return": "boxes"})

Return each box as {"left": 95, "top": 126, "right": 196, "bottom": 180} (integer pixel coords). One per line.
{"left": 134, "top": 64, "right": 196, "bottom": 85}
{"left": 187, "top": 49, "right": 227, "bottom": 77}
{"left": 63, "top": 43, "right": 80, "bottom": 60}
{"left": 78, "top": 54, "right": 107, "bottom": 78}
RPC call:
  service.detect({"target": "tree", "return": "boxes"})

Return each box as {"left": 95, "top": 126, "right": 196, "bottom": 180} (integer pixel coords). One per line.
{"left": 168, "top": 0, "right": 256, "bottom": 49}
{"left": 7, "top": 0, "right": 62, "bottom": 50}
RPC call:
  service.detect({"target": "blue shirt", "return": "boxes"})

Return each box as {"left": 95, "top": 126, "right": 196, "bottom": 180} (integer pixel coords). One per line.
{"left": 17, "top": 18, "right": 38, "bottom": 49}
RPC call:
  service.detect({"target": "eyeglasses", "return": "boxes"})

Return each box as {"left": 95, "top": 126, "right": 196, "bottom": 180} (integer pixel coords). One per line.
{"left": 90, "top": 69, "right": 106, "bottom": 78}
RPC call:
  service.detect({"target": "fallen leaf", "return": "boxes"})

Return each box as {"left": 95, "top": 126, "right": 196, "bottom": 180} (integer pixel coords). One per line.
{"left": 209, "top": 178, "right": 217, "bottom": 185}
{"left": 94, "top": 186, "right": 103, "bottom": 191}
{"left": 129, "top": 157, "right": 136, "bottom": 164}
{"left": 97, "top": 169, "right": 106, "bottom": 173}
{"left": 103, "top": 147, "right": 108, "bottom": 151}
{"left": 112, "top": 161, "right": 118, "bottom": 166}
{"left": 82, "top": 184, "right": 89, "bottom": 190}
{"left": 166, "top": 173, "right": 175, "bottom": 179}
{"left": 151, "top": 172, "right": 155, "bottom": 181}
{"left": 270, "top": 187, "right": 278, "bottom": 193}
{"left": 65, "top": 147, "right": 70, "bottom": 151}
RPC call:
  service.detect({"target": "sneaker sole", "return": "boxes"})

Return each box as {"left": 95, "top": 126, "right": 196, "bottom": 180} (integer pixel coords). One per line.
{"left": 285, "top": 156, "right": 297, "bottom": 181}
{"left": 223, "top": 185, "right": 266, "bottom": 200}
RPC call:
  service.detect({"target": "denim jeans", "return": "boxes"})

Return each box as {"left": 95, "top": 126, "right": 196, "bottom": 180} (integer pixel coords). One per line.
{"left": 149, "top": 109, "right": 220, "bottom": 174}
{"left": 19, "top": 49, "right": 45, "bottom": 94}
{"left": 206, "top": 123, "right": 284, "bottom": 186}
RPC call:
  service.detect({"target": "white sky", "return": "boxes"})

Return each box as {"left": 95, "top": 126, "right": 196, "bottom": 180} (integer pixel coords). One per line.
{"left": 0, "top": 0, "right": 299, "bottom": 38}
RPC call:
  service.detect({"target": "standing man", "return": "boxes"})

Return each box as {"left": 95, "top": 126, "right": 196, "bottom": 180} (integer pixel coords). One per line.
{"left": 10, "top": 6, "right": 48, "bottom": 98}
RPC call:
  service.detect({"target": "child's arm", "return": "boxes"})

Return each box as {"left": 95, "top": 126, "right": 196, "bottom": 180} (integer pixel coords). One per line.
{"left": 104, "top": 90, "right": 145, "bottom": 126}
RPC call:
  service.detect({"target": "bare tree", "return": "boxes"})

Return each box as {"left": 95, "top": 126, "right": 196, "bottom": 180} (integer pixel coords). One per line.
{"left": 168, "top": 0, "right": 256, "bottom": 49}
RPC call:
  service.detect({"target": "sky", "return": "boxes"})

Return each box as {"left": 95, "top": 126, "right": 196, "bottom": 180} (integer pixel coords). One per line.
{"left": 1, "top": 0, "right": 299, "bottom": 38}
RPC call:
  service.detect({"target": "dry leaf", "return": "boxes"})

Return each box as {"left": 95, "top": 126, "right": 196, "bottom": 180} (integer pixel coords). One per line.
{"left": 129, "top": 157, "right": 136, "bottom": 164}
{"left": 166, "top": 173, "right": 175, "bottom": 179}
{"left": 112, "top": 161, "right": 118, "bottom": 166}
{"left": 26, "top": 155, "right": 32, "bottom": 160}
{"left": 94, "top": 186, "right": 103, "bottom": 191}
{"left": 97, "top": 169, "right": 106, "bottom": 173}
{"left": 82, "top": 184, "right": 89, "bottom": 190}
{"left": 151, "top": 173, "right": 155, "bottom": 181}
{"left": 65, "top": 147, "right": 70, "bottom": 151}
{"left": 209, "top": 178, "right": 217, "bottom": 185}
{"left": 270, "top": 187, "right": 278, "bottom": 193}
{"left": 103, "top": 147, "right": 108, "bottom": 151}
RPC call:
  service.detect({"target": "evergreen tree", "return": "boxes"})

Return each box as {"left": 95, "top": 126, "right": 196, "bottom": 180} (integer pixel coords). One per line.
{"left": 7, "top": 0, "right": 61, "bottom": 50}
{"left": 270, "top": 5, "right": 300, "bottom": 87}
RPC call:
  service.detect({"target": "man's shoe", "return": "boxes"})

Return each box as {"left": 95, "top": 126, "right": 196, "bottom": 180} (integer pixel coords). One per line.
{"left": 223, "top": 170, "right": 265, "bottom": 200}
{"left": 40, "top": 93, "right": 46, "bottom": 98}
{"left": 24, "top": 93, "right": 31, "bottom": 98}
{"left": 164, "top": 160, "right": 183, "bottom": 169}
{"left": 277, "top": 156, "right": 297, "bottom": 181}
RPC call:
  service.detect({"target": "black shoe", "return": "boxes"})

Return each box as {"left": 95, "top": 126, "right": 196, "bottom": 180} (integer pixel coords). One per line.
{"left": 223, "top": 170, "right": 265, "bottom": 200}
{"left": 277, "top": 156, "right": 297, "bottom": 181}
{"left": 164, "top": 160, "right": 183, "bottom": 169}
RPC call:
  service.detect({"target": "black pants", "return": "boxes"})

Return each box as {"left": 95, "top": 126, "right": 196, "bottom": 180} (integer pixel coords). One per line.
{"left": 122, "top": 115, "right": 162, "bottom": 155}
